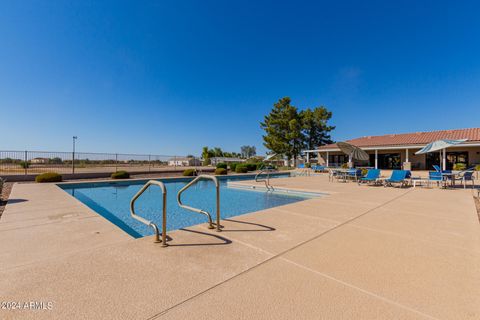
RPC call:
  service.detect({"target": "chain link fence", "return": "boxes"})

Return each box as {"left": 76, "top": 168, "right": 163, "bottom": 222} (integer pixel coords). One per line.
{"left": 0, "top": 150, "right": 204, "bottom": 176}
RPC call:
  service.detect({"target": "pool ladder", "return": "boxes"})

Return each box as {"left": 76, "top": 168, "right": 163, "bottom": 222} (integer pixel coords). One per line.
{"left": 255, "top": 168, "right": 274, "bottom": 191}
{"left": 130, "top": 180, "right": 168, "bottom": 246}
{"left": 177, "top": 175, "right": 222, "bottom": 232}
{"left": 130, "top": 175, "right": 222, "bottom": 246}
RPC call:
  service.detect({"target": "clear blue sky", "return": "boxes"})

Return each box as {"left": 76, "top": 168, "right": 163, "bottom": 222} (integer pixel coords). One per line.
{"left": 1, "top": 1, "right": 479, "bottom": 156}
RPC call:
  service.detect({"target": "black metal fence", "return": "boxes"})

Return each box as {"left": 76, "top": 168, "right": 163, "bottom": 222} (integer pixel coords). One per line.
{"left": 0, "top": 150, "right": 202, "bottom": 176}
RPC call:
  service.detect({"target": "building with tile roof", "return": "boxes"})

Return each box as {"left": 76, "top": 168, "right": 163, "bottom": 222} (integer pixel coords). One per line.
{"left": 304, "top": 128, "right": 480, "bottom": 170}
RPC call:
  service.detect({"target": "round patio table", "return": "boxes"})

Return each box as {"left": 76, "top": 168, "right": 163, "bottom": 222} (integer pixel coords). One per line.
{"left": 330, "top": 168, "right": 351, "bottom": 183}
{"left": 441, "top": 172, "right": 458, "bottom": 188}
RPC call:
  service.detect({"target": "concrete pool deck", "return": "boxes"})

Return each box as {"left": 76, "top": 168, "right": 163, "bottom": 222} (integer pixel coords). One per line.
{"left": 1, "top": 174, "right": 479, "bottom": 319}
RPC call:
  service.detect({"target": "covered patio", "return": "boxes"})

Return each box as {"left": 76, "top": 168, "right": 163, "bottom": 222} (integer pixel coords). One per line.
{"left": 304, "top": 128, "right": 480, "bottom": 171}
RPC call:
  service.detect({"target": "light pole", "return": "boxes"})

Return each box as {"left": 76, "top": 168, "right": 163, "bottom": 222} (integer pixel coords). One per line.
{"left": 72, "top": 136, "right": 78, "bottom": 174}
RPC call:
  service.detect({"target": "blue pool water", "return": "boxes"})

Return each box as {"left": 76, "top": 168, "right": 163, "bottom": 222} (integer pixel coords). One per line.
{"left": 59, "top": 174, "right": 320, "bottom": 238}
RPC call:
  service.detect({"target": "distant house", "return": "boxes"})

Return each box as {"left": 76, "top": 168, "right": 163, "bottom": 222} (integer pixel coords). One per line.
{"left": 210, "top": 157, "right": 245, "bottom": 166}
{"left": 168, "top": 157, "right": 201, "bottom": 167}
{"left": 30, "top": 157, "right": 49, "bottom": 164}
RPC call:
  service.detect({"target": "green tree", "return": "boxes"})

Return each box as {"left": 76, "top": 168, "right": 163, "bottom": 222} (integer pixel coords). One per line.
{"left": 212, "top": 147, "right": 223, "bottom": 157}
{"left": 49, "top": 157, "right": 63, "bottom": 164}
{"left": 240, "top": 145, "right": 256, "bottom": 158}
{"left": 201, "top": 146, "right": 213, "bottom": 165}
{"left": 261, "top": 97, "right": 304, "bottom": 165}
{"left": 300, "top": 107, "right": 335, "bottom": 152}
{"left": 19, "top": 161, "right": 30, "bottom": 169}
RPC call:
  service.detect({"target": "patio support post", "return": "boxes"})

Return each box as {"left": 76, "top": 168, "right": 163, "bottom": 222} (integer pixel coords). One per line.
{"left": 375, "top": 149, "right": 378, "bottom": 169}
{"left": 442, "top": 148, "right": 446, "bottom": 171}
{"left": 403, "top": 148, "right": 411, "bottom": 170}
{"left": 306, "top": 152, "right": 309, "bottom": 163}
{"left": 326, "top": 151, "right": 329, "bottom": 167}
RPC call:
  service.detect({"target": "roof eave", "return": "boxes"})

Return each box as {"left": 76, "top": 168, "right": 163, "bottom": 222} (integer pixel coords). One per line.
{"left": 305, "top": 141, "right": 480, "bottom": 153}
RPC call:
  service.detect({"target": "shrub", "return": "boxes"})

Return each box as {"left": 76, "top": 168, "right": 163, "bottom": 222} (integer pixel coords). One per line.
{"left": 245, "top": 163, "right": 257, "bottom": 171}
{"left": 0, "top": 177, "right": 4, "bottom": 195}
{"left": 35, "top": 172, "right": 62, "bottom": 183}
{"left": 341, "top": 163, "right": 349, "bottom": 169}
{"left": 235, "top": 165, "right": 248, "bottom": 173}
{"left": 19, "top": 161, "right": 30, "bottom": 169}
{"left": 216, "top": 162, "right": 227, "bottom": 169}
{"left": 111, "top": 171, "right": 130, "bottom": 179}
{"left": 246, "top": 156, "right": 263, "bottom": 164}
{"left": 229, "top": 163, "right": 238, "bottom": 171}
{"left": 214, "top": 168, "right": 228, "bottom": 175}
{"left": 183, "top": 169, "right": 197, "bottom": 176}
{"left": 475, "top": 164, "right": 480, "bottom": 171}
{"left": 453, "top": 163, "right": 467, "bottom": 171}
{"left": 256, "top": 162, "right": 265, "bottom": 170}
{"left": 305, "top": 163, "right": 311, "bottom": 168}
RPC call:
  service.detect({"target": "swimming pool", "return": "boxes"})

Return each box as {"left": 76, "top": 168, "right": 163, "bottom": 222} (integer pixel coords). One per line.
{"left": 59, "top": 174, "right": 322, "bottom": 238}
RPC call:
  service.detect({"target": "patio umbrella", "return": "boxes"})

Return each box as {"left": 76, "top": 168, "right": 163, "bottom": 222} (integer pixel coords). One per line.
{"left": 337, "top": 142, "right": 369, "bottom": 167}
{"left": 415, "top": 139, "right": 467, "bottom": 170}
{"left": 265, "top": 153, "right": 277, "bottom": 161}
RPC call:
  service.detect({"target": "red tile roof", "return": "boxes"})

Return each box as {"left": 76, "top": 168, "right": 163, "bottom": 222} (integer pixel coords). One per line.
{"left": 318, "top": 128, "right": 480, "bottom": 150}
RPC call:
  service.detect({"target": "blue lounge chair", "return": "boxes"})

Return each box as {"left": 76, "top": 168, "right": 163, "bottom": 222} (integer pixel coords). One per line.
{"left": 433, "top": 164, "right": 453, "bottom": 182}
{"left": 297, "top": 164, "right": 305, "bottom": 169}
{"left": 358, "top": 169, "right": 381, "bottom": 185}
{"left": 384, "top": 170, "right": 411, "bottom": 187}
{"left": 428, "top": 171, "right": 444, "bottom": 188}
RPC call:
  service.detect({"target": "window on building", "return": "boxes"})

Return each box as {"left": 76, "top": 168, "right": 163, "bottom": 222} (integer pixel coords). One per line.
{"left": 369, "top": 153, "right": 401, "bottom": 169}
{"left": 446, "top": 152, "right": 468, "bottom": 169}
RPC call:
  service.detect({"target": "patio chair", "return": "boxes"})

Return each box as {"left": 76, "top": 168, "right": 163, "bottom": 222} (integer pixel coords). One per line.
{"left": 433, "top": 165, "right": 441, "bottom": 172}
{"left": 384, "top": 170, "right": 411, "bottom": 188}
{"left": 454, "top": 171, "right": 475, "bottom": 189}
{"left": 294, "top": 163, "right": 310, "bottom": 177}
{"left": 428, "top": 171, "right": 445, "bottom": 188}
{"left": 358, "top": 169, "right": 381, "bottom": 185}
{"left": 346, "top": 168, "right": 362, "bottom": 181}
{"left": 328, "top": 168, "right": 343, "bottom": 182}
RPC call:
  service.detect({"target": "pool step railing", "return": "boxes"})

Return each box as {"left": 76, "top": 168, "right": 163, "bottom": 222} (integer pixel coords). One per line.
{"left": 130, "top": 180, "right": 168, "bottom": 246}
{"left": 255, "top": 168, "right": 274, "bottom": 191}
{"left": 177, "top": 175, "right": 222, "bottom": 232}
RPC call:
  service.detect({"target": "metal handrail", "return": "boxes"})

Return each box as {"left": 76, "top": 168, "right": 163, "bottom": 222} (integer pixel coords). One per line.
{"left": 177, "top": 175, "right": 221, "bottom": 232}
{"left": 255, "top": 168, "right": 274, "bottom": 191}
{"left": 130, "top": 180, "right": 168, "bottom": 246}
